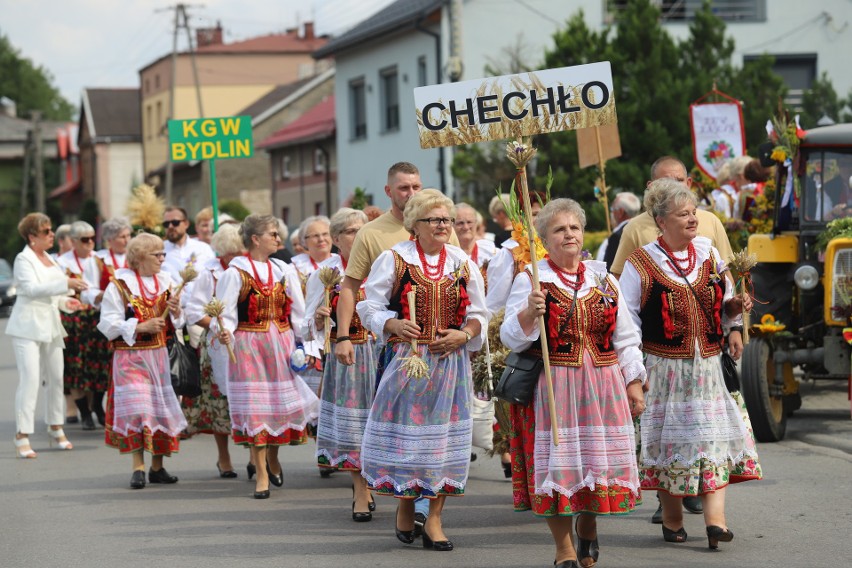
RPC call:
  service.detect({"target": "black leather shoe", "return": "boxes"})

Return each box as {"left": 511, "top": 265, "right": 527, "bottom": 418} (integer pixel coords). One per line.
{"left": 683, "top": 495, "right": 703, "bottom": 514}
{"left": 130, "top": 470, "right": 146, "bottom": 489}
{"left": 576, "top": 535, "right": 599, "bottom": 566}
{"left": 662, "top": 524, "right": 688, "bottom": 543}
{"left": 246, "top": 463, "right": 256, "bottom": 480}
{"left": 81, "top": 414, "right": 96, "bottom": 431}
{"left": 320, "top": 468, "right": 334, "bottom": 478}
{"left": 266, "top": 463, "right": 283, "bottom": 487}
{"left": 706, "top": 525, "right": 734, "bottom": 550}
{"left": 217, "top": 462, "right": 238, "bottom": 478}
{"left": 555, "top": 561, "right": 581, "bottom": 568}
{"left": 368, "top": 493, "right": 376, "bottom": 512}
{"left": 148, "top": 467, "right": 178, "bottom": 484}
{"left": 395, "top": 506, "right": 416, "bottom": 544}
{"left": 502, "top": 460, "right": 512, "bottom": 479}
{"left": 352, "top": 501, "right": 373, "bottom": 522}
{"left": 422, "top": 530, "right": 454, "bottom": 551}
{"left": 651, "top": 502, "right": 664, "bottom": 524}
{"left": 253, "top": 489, "right": 270, "bottom": 499}
{"left": 413, "top": 511, "right": 427, "bottom": 538}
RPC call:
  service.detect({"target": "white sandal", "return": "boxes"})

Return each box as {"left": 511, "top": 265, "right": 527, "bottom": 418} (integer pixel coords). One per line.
{"left": 14, "top": 437, "right": 38, "bottom": 459}
{"left": 47, "top": 428, "right": 73, "bottom": 451}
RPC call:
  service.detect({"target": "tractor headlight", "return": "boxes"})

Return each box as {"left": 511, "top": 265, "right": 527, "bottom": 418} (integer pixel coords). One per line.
{"left": 5, "top": 285, "right": 15, "bottom": 298}
{"left": 794, "top": 265, "right": 819, "bottom": 290}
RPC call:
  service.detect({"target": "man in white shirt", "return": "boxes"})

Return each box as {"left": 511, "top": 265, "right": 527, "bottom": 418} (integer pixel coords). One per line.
{"left": 162, "top": 206, "right": 215, "bottom": 282}
{"left": 596, "top": 192, "right": 641, "bottom": 271}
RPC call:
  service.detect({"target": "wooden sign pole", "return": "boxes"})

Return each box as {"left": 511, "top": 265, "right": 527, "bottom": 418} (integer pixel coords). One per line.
{"left": 595, "top": 126, "right": 612, "bottom": 234}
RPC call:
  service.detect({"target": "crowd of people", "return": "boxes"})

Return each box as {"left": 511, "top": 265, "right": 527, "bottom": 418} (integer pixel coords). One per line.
{"left": 8, "top": 158, "right": 763, "bottom": 567}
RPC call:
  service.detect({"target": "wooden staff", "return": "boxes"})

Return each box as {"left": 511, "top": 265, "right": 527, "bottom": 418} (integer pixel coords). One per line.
{"left": 204, "top": 298, "right": 237, "bottom": 363}
{"left": 595, "top": 126, "right": 612, "bottom": 234}
{"left": 508, "top": 138, "right": 559, "bottom": 446}
{"left": 317, "top": 266, "right": 343, "bottom": 354}
{"left": 401, "top": 285, "right": 429, "bottom": 379}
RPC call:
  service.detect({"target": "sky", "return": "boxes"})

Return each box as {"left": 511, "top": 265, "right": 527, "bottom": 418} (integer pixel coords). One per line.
{"left": 0, "top": 0, "right": 396, "bottom": 108}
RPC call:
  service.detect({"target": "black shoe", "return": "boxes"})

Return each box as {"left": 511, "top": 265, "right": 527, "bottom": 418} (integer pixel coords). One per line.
{"left": 266, "top": 463, "right": 283, "bottom": 487}
{"left": 247, "top": 463, "right": 256, "bottom": 480}
{"left": 395, "top": 506, "right": 416, "bottom": 544}
{"left": 81, "top": 415, "right": 96, "bottom": 430}
{"left": 555, "top": 561, "right": 581, "bottom": 568}
{"left": 413, "top": 511, "right": 427, "bottom": 538}
{"left": 217, "top": 462, "right": 238, "bottom": 479}
{"left": 67, "top": 416, "right": 79, "bottom": 424}
{"left": 352, "top": 501, "right": 373, "bottom": 522}
{"left": 253, "top": 489, "right": 270, "bottom": 499}
{"left": 320, "top": 468, "right": 334, "bottom": 478}
{"left": 706, "top": 525, "right": 734, "bottom": 550}
{"left": 148, "top": 467, "right": 178, "bottom": 484}
{"left": 662, "top": 524, "right": 688, "bottom": 543}
{"left": 368, "top": 493, "right": 376, "bottom": 512}
{"left": 130, "top": 470, "right": 146, "bottom": 489}
{"left": 75, "top": 398, "right": 96, "bottom": 430}
{"left": 470, "top": 452, "right": 477, "bottom": 462}
{"left": 683, "top": 495, "right": 703, "bottom": 514}
{"left": 501, "top": 460, "right": 512, "bottom": 479}
{"left": 92, "top": 392, "right": 106, "bottom": 426}
{"left": 651, "top": 502, "right": 664, "bottom": 524}
{"left": 576, "top": 526, "right": 599, "bottom": 567}
{"left": 422, "top": 530, "right": 454, "bottom": 551}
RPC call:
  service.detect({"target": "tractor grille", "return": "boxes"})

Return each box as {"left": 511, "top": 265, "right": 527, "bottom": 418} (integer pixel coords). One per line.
{"left": 831, "top": 247, "right": 852, "bottom": 320}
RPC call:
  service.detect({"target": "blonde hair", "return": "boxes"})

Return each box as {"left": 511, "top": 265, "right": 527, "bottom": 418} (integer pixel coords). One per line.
{"left": 210, "top": 223, "right": 245, "bottom": 257}
{"left": 126, "top": 233, "right": 164, "bottom": 270}
{"left": 18, "top": 213, "right": 51, "bottom": 240}
{"left": 403, "top": 188, "right": 455, "bottom": 234}
{"left": 644, "top": 178, "right": 698, "bottom": 222}
{"left": 195, "top": 206, "right": 213, "bottom": 225}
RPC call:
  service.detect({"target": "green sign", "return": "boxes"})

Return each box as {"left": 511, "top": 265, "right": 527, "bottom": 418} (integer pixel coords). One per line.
{"left": 168, "top": 115, "right": 253, "bottom": 162}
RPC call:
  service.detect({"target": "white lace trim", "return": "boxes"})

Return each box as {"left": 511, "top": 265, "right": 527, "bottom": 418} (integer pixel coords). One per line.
{"left": 232, "top": 421, "right": 311, "bottom": 437}
{"left": 621, "top": 358, "right": 646, "bottom": 384}
{"left": 642, "top": 448, "right": 759, "bottom": 468}
{"left": 361, "top": 473, "right": 467, "bottom": 494}
{"left": 110, "top": 422, "right": 186, "bottom": 439}
{"left": 536, "top": 472, "right": 640, "bottom": 498}
{"left": 316, "top": 449, "right": 360, "bottom": 467}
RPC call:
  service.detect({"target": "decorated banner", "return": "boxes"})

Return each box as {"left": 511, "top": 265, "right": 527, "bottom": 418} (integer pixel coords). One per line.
{"left": 414, "top": 62, "right": 616, "bottom": 149}
{"left": 690, "top": 99, "right": 745, "bottom": 180}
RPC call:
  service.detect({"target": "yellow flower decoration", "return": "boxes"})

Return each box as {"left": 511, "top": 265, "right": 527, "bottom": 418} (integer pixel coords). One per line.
{"left": 770, "top": 147, "right": 787, "bottom": 162}
{"left": 510, "top": 221, "right": 547, "bottom": 266}
{"left": 753, "top": 313, "right": 786, "bottom": 333}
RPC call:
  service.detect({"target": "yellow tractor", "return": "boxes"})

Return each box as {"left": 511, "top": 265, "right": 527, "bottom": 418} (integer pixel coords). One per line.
{"left": 744, "top": 123, "right": 852, "bottom": 442}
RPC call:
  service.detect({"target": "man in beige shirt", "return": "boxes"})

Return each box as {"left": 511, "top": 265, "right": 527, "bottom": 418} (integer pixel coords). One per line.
{"left": 609, "top": 156, "right": 734, "bottom": 277}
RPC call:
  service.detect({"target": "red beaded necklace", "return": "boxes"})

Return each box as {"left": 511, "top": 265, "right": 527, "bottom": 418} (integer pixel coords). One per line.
{"left": 470, "top": 243, "right": 479, "bottom": 264}
{"left": 309, "top": 257, "right": 319, "bottom": 270}
{"left": 341, "top": 256, "right": 348, "bottom": 271}
{"left": 135, "top": 271, "right": 160, "bottom": 307}
{"left": 547, "top": 258, "right": 586, "bottom": 291}
{"left": 110, "top": 249, "right": 127, "bottom": 269}
{"left": 73, "top": 251, "right": 86, "bottom": 274}
{"left": 415, "top": 239, "right": 447, "bottom": 280}
{"left": 657, "top": 237, "right": 696, "bottom": 275}
{"left": 246, "top": 253, "right": 273, "bottom": 296}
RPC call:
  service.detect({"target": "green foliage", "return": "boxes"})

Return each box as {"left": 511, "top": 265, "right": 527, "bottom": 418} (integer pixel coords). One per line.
{"left": 800, "top": 72, "right": 852, "bottom": 128}
{"left": 0, "top": 32, "right": 74, "bottom": 120}
{"left": 350, "top": 187, "right": 369, "bottom": 210}
{"left": 219, "top": 199, "right": 250, "bottom": 221}
{"left": 816, "top": 217, "right": 852, "bottom": 252}
{"left": 79, "top": 199, "right": 99, "bottom": 228}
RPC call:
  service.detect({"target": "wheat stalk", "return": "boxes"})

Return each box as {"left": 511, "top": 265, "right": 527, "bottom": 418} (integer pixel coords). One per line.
{"left": 400, "top": 285, "right": 429, "bottom": 379}
{"left": 318, "top": 266, "right": 343, "bottom": 354}
{"left": 159, "top": 264, "right": 198, "bottom": 317}
{"left": 204, "top": 298, "right": 236, "bottom": 362}
{"left": 727, "top": 250, "right": 758, "bottom": 344}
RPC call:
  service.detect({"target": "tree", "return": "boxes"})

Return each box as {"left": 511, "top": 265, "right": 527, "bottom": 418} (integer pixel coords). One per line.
{"left": 219, "top": 199, "right": 250, "bottom": 221}
{"left": 799, "top": 72, "right": 852, "bottom": 128}
{"left": 0, "top": 32, "right": 74, "bottom": 120}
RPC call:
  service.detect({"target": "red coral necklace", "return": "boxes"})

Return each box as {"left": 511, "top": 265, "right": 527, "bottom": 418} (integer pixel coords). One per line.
{"left": 246, "top": 253, "right": 273, "bottom": 296}
{"left": 470, "top": 243, "right": 479, "bottom": 264}
{"left": 73, "top": 251, "right": 85, "bottom": 274}
{"left": 110, "top": 250, "right": 127, "bottom": 269}
{"left": 657, "top": 237, "right": 696, "bottom": 275}
{"left": 547, "top": 258, "right": 585, "bottom": 291}
{"left": 416, "top": 240, "right": 447, "bottom": 280}
{"left": 135, "top": 271, "right": 160, "bottom": 307}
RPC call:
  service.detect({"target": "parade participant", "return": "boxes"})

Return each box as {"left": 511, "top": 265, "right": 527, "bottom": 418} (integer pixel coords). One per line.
{"left": 270, "top": 218, "right": 292, "bottom": 264}
{"left": 9, "top": 213, "right": 84, "bottom": 458}
{"left": 303, "top": 208, "right": 376, "bottom": 521}
{"left": 161, "top": 206, "right": 215, "bottom": 283}
{"left": 57, "top": 221, "right": 109, "bottom": 430}
{"left": 454, "top": 203, "right": 495, "bottom": 274}
{"left": 194, "top": 207, "right": 214, "bottom": 244}
{"left": 712, "top": 156, "right": 752, "bottom": 220}
{"left": 182, "top": 223, "right": 245, "bottom": 479}
{"left": 621, "top": 179, "right": 762, "bottom": 549}
{"left": 289, "top": 229, "right": 305, "bottom": 256}
{"left": 357, "top": 189, "right": 486, "bottom": 551}
{"left": 596, "top": 192, "right": 641, "bottom": 271}
{"left": 98, "top": 233, "right": 187, "bottom": 489}
{"left": 53, "top": 224, "right": 73, "bottom": 258}
{"left": 489, "top": 193, "right": 513, "bottom": 248}
{"left": 210, "top": 214, "right": 318, "bottom": 499}
{"left": 501, "top": 198, "right": 645, "bottom": 568}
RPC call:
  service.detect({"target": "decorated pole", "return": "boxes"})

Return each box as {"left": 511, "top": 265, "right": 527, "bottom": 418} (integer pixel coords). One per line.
{"left": 158, "top": 265, "right": 198, "bottom": 318}
{"left": 508, "top": 139, "right": 559, "bottom": 445}
{"left": 204, "top": 298, "right": 237, "bottom": 363}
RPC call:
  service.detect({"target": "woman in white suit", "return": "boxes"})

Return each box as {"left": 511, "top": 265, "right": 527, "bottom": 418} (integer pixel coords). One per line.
{"left": 8, "top": 213, "right": 86, "bottom": 458}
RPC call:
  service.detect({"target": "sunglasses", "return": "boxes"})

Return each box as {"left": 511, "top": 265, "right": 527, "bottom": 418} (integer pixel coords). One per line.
{"left": 36, "top": 227, "right": 54, "bottom": 236}
{"left": 162, "top": 219, "right": 185, "bottom": 228}
{"left": 78, "top": 236, "right": 95, "bottom": 244}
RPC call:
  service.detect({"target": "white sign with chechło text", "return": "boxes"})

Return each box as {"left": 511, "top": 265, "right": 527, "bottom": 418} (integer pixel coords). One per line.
{"left": 413, "top": 62, "right": 616, "bottom": 149}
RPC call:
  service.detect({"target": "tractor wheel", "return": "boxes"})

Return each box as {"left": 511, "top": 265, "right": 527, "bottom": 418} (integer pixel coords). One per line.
{"left": 741, "top": 337, "right": 787, "bottom": 442}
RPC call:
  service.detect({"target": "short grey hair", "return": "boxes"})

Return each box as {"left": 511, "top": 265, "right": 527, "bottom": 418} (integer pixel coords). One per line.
{"left": 54, "top": 224, "right": 72, "bottom": 241}
{"left": 239, "top": 214, "right": 277, "bottom": 249}
{"left": 329, "top": 208, "right": 368, "bottom": 239}
{"left": 275, "top": 218, "right": 289, "bottom": 242}
{"left": 289, "top": 228, "right": 300, "bottom": 248}
{"left": 101, "top": 217, "right": 132, "bottom": 242}
{"left": 298, "top": 215, "right": 330, "bottom": 248}
{"left": 69, "top": 220, "right": 95, "bottom": 239}
{"left": 126, "top": 233, "right": 163, "bottom": 270}
{"left": 403, "top": 188, "right": 455, "bottom": 234}
{"left": 454, "top": 202, "right": 477, "bottom": 220}
{"left": 612, "top": 192, "right": 642, "bottom": 217}
{"left": 210, "top": 223, "right": 245, "bottom": 257}
{"left": 535, "top": 198, "right": 587, "bottom": 239}
{"left": 644, "top": 178, "right": 698, "bottom": 221}
{"left": 488, "top": 193, "right": 510, "bottom": 218}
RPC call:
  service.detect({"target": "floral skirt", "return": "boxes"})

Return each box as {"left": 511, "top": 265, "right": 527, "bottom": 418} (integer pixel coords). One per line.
{"left": 104, "top": 348, "right": 186, "bottom": 456}
{"left": 181, "top": 331, "right": 231, "bottom": 436}
{"left": 62, "top": 307, "right": 110, "bottom": 392}
{"left": 509, "top": 353, "right": 641, "bottom": 517}
{"left": 317, "top": 340, "right": 376, "bottom": 471}
{"left": 360, "top": 343, "right": 472, "bottom": 499}
{"left": 228, "top": 326, "right": 318, "bottom": 447}
{"left": 639, "top": 353, "right": 762, "bottom": 495}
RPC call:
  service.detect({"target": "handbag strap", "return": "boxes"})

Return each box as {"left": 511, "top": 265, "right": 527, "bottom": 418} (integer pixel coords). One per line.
{"left": 653, "top": 243, "right": 726, "bottom": 353}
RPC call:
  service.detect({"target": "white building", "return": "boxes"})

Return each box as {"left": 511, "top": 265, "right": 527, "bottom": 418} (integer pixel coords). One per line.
{"left": 314, "top": 0, "right": 852, "bottom": 208}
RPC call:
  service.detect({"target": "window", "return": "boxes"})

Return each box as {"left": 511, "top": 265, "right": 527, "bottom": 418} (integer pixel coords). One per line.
{"left": 144, "top": 78, "right": 150, "bottom": 94}
{"left": 314, "top": 148, "right": 326, "bottom": 174}
{"left": 418, "top": 56, "right": 428, "bottom": 87}
{"left": 349, "top": 77, "right": 367, "bottom": 140}
{"left": 156, "top": 101, "right": 163, "bottom": 137}
{"left": 146, "top": 105, "right": 153, "bottom": 140}
{"left": 280, "top": 154, "right": 291, "bottom": 180}
{"left": 380, "top": 66, "right": 400, "bottom": 132}
{"left": 605, "top": 0, "right": 766, "bottom": 23}
{"left": 155, "top": 74, "right": 160, "bottom": 89}
{"left": 281, "top": 207, "right": 290, "bottom": 225}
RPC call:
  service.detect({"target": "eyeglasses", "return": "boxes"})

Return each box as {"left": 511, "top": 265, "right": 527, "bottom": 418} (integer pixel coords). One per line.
{"left": 339, "top": 228, "right": 360, "bottom": 236}
{"left": 149, "top": 252, "right": 167, "bottom": 259}
{"left": 36, "top": 227, "right": 54, "bottom": 236}
{"left": 162, "top": 219, "right": 185, "bottom": 228}
{"left": 78, "top": 236, "right": 95, "bottom": 244}
{"left": 266, "top": 231, "right": 280, "bottom": 239}
{"left": 417, "top": 217, "right": 455, "bottom": 227}
{"left": 304, "top": 232, "right": 330, "bottom": 241}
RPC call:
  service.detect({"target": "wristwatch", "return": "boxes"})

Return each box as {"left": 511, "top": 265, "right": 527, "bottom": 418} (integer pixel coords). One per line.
{"left": 729, "top": 326, "right": 744, "bottom": 334}
{"left": 462, "top": 330, "right": 472, "bottom": 343}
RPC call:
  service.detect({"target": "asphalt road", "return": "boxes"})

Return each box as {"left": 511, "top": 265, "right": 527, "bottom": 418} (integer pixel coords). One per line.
{"left": 2, "top": 318, "right": 851, "bottom": 568}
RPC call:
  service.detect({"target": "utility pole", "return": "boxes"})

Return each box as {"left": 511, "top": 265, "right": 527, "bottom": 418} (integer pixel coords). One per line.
{"left": 19, "top": 130, "right": 32, "bottom": 219}
{"left": 32, "top": 111, "right": 46, "bottom": 213}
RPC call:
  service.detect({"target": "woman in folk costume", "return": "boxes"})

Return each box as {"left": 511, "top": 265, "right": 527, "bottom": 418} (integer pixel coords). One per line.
{"left": 98, "top": 233, "right": 187, "bottom": 489}
{"left": 453, "top": 203, "right": 495, "bottom": 281}
{"left": 501, "top": 199, "right": 646, "bottom": 568}
{"left": 210, "top": 214, "right": 318, "bottom": 499}
{"left": 621, "top": 179, "right": 762, "bottom": 550}
{"left": 182, "top": 223, "right": 245, "bottom": 479}
{"left": 303, "top": 208, "right": 377, "bottom": 521}
{"left": 357, "top": 189, "right": 487, "bottom": 551}
{"left": 57, "top": 221, "right": 110, "bottom": 430}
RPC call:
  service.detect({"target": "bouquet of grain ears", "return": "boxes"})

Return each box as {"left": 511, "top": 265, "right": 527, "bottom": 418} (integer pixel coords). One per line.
{"left": 401, "top": 285, "right": 429, "bottom": 379}
{"left": 317, "top": 266, "right": 343, "bottom": 354}
{"left": 728, "top": 250, "right": 758, "bottom": 344}
{"left": 158, "top": 265, "right": 198, "bottom": 317}
{"left": 203, "top": 298, "right": 236, "bottom": 363}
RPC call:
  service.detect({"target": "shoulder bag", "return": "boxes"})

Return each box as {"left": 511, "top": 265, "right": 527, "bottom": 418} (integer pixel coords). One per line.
{"left": 168, "top": 330, "right": 202, "bottom": 398}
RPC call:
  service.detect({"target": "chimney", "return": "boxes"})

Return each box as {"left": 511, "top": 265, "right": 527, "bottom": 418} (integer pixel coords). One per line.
{"left": 303, "top": 22, "right": 314, "bottom": 39}
{"left": 0, "top": 96, "right": 16, "bottom": 118}
{"left": 196, "top": 21, "right": 223, "bottom": 48}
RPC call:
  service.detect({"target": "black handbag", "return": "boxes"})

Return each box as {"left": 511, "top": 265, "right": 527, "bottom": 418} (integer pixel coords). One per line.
{"left": 494, "top": 351, "right": 543, "bottom": 406}
{"left": 655, "top": 244, "right": 741, "bottom": 393}
{"left": 168, "top": 333, "right": 201, "bottom": 398}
